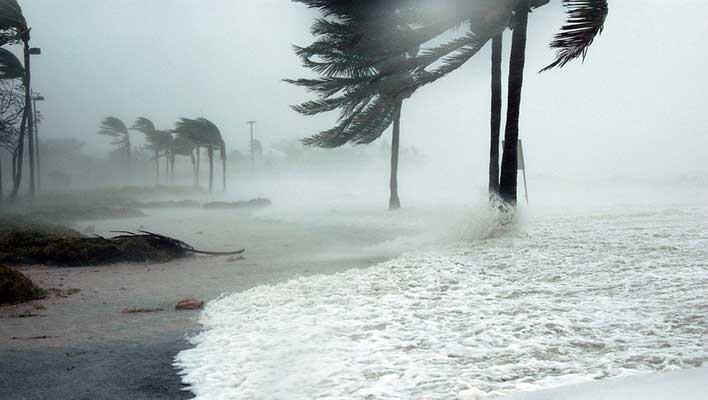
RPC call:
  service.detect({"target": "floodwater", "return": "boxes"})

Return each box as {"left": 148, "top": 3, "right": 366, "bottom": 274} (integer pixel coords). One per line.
{"left": 175, "top": 200, "right": 708, "bottom": 399}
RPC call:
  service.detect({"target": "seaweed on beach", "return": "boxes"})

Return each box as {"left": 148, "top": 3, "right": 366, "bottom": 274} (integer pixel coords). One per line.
{"left": 0, "top": 227, "right": 244, "bottom": 267}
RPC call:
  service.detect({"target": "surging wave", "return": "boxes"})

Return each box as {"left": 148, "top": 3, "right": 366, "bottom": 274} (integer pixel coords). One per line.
{"left": 175, "top": 206, "right": 708, "bottom": 399}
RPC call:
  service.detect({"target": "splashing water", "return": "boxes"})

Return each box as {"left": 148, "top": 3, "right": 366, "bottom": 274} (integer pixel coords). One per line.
{"left": 176, "top": 205, "right": 708, "bottom": 399}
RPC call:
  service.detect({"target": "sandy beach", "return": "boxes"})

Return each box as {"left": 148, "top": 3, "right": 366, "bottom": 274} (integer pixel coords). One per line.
{"left": 0, "top": 206, "right": 404, "bottom": 399}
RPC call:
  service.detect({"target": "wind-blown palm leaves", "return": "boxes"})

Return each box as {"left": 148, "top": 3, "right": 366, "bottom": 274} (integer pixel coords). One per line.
{"left": 97, "top": 117, "right": 132, "bottom": 176}
{"left": 540, "top": 0, "right": 609, "bottom": 72}
{"left": 173, "top": 117, "right": 226, "bottom": 192}
{"left": 0, "top": 47, "right": 22, "bottom": 79}
{"left": 132, "top": 117, "right": 173, "bottom": 184}
{"left": 0, "top": 0, "right": 27, "bottom": 46}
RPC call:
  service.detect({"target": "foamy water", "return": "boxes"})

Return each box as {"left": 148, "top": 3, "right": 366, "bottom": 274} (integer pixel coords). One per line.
{"left": 175, "top": 205, "right": 708, "bottom": 399}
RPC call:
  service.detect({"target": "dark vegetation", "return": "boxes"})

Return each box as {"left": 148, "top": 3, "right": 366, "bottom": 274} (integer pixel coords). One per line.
{"left": 0, "top": 264, "right": 45, "bottom": 304}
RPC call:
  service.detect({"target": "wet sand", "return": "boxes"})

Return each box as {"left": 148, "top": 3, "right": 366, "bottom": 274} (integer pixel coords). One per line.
{"left": 0, "top": 208, "right": 399, "bottom": 399}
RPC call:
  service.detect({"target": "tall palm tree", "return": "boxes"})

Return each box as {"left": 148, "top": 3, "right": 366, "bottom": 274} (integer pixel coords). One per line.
{"left": 288, "top": 2, "right": 420, "bottom": 210}
{"left": 173, "top": 118, "right": 226, "bottom": 192}
{"left": 132, "top": 117, "right": 173, "bottom": 184}
{"left": 97, "top": 117, "right": 131, "bottom": 178}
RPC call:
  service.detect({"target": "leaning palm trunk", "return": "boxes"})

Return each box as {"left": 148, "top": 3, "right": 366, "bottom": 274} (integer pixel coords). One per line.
{"left": 489, "top": 34, "right": 503, "bottom": 198}
{"left": 499, "top": 0, "right": 529, "bottom": 206}
{"left": 389, "top": 101, "right": 403, "bottom": 210}
{"left": 10, "top": 108, "right": 28, "bottom": 200}
{"left": 208, "top": 144, "right": 214, "bottom": 193}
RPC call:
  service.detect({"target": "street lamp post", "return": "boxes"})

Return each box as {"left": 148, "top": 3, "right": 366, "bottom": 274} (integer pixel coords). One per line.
{"left": 24, "top": 44, "right": 41, "bottom": 197}
{"left": 247, "top": 120, "right": 256, "bottom": 175}
{"left": 33, "top": 93, "right": 44, "bottom": 193}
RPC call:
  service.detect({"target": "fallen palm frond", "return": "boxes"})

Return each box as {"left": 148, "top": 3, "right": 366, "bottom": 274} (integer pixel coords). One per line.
{"left": 0, "top": 227, "right": 244, "bottom": 267}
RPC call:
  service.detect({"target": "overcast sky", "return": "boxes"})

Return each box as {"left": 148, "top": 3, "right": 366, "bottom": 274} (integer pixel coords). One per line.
{"left": 19, "top": 0, "right": 708, "bottom": 182}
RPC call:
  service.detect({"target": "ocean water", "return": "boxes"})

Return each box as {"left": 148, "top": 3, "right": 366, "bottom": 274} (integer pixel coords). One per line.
{"left": 175, "top": 204, "right": 708, "bottom": 400}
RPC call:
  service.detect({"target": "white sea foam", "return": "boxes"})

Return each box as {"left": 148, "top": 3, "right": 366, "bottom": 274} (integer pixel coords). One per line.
{"left": 175, "top": 205, "right": 708, "bottom": 399}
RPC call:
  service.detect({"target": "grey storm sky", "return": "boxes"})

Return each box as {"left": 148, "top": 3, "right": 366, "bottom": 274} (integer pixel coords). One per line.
{"left": 19, "top": 0, "right": 708, "bottom": 180}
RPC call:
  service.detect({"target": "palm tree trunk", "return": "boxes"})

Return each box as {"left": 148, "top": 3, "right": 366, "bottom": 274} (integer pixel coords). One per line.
{"left": 171, "top": 154, "right": 176, "bottom": 185}
{"left": 389, "top": 101, "right": 402, "bottom": 210}
{"left": 499, "top": 0, "right": 529, "bottom": 207}
{"left": 220, "top": 143, "right": 226, "bottom": 191}
{"left": 195, "top": 146, "right": 200, "bottom": 187}
{"left": 154, "top": 150, "right": 160, "bottom": 183}
{"left": 23, "top": 39, "right": 35, "bottom": 198}
{"left": 10, "top": 109, "right": 28, "bottom": 200}
{"left": 208, "top": 145, "right": 214, "bottom": 193}
{"left": 164, "top": 151, "right": 169, "bottom": 185}
{"left": 190, "top": 151, "right": 197, "bottom": 186}
{"left": 125, "top": 134, "right": 132, "bottom": 181}
{"left": 489, "top": 34, "right": 503, "bottom": 198}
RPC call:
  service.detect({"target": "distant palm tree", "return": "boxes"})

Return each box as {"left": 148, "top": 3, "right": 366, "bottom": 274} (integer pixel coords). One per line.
{"left": 97, "top": 117, "right": 131, "bottom": 177}
{"left": 173, "top": 118, "right": 226, "bottom": 192}
{"left": 132, "top": 117, "right": 173, "bottom": 184}
{"left": 170, "top": 135, "right": 197, "bottom": 186}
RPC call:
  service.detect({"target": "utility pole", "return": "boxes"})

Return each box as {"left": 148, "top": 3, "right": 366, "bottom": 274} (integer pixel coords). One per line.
{"left": 247, "top": 120, "right": 256, "bottom": 175}
{"left": 33, "top": 93, "right": 44, "bottom": 193}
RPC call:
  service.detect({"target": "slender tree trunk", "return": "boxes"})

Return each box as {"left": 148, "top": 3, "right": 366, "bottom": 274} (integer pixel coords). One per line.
{"left": 125, "top": 134, "right": 132, "bottom": 182}
{"left": 389, "top": 101, "right": 402, "bottom": 210}
{"left": 196, "top": 146, "right": 200, "bottom": 187}
{"left": 23, "top": 40, "right": 35, "bottom": 198}
{"left": 10, "top": 111, "right": 28, "bottom": 200}
{"left": 190, "top": 151, "right": 197, "bottom": 186}
{"left": 154, "top": 150, "right": 160, "bottom": 183}
{"left": 499, "top": 1, "right": 529, "bottom": 207}
{"left": 170, "top": 152, "right": 176, "bottom": 186}
{"left": 221, "top": 143, "right": 226, "bottom": 191}
{"left": 208, "top": 144, "right": 214, "bottom": 193}
{"left": 164, "top": 151, "right": 169, "bottom": 185}
{"left": 489, "top": 34, "right": 503, "bottom": 198}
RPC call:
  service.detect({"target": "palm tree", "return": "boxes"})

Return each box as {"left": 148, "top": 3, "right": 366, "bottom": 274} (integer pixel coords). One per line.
{"left": 170, "top": 135, "right": 197, "bottom": 186}
{"left": 132, "top": 117, "right": 173, "bottom": 184}
{"left": 288, "top": 2, "right": 421, "bottom": 210}
{"left": 97, "top": 117, "right": 131, "bottom": 178}
{"left": 173, "top": 118, "right": 226, "bottom": 192}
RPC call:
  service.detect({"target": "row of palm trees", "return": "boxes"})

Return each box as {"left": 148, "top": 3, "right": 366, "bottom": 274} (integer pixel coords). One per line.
{"left": 290, "top": 0, "right": 609, "bottom": 211}
{"left": 97, "top": 116, "right": 227, "bottom": 192}
{"left": 0, "top": 0, "right": 40, "bottom": 201}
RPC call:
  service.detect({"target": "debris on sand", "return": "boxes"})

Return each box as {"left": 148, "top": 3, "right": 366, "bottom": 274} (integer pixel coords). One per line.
{"left": 0, "top": 265, "right": 46, "bottom": 305}
{"left": 121, "top": 307, "right": 164, "bottom": 314}
{"left": 203, "top": 198, "right": 271, "bottom": 210}
{"left": 175, "top": 298, "right": 204, "bottom": 310}
{"left": 0, "top": 228, "right": 244, "bottom": 267}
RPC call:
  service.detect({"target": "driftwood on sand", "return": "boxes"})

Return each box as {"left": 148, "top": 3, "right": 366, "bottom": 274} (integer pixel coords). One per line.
{"left": 0, "top": 228, "right": 244, "bottom": 267}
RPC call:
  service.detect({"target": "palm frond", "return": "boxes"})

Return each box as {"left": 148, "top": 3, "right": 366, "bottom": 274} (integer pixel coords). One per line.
{"left": 98, "top": 117, "right": 128, "bottom": 137}
{"left": 0, "top": 47, "right": 23, "bottom": 80}
{"left": 541, "top": 0, "right": 608, "bottom": 72}
{"left": 131, "top": 117, "right": 156, "bottom": 134}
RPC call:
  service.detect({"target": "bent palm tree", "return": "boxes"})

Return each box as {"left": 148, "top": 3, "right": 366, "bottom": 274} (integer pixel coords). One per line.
{"left": 132, "top": 117, "right": 173, "bottom": 184}
{"left": 97, "top": 117, "right": 131, "bottom": 178}
{"left": 173, "top": 118, "right": 226, "bottom": 192}
{"left": 170, "top": 135, "right": 197, "bottom": 186}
